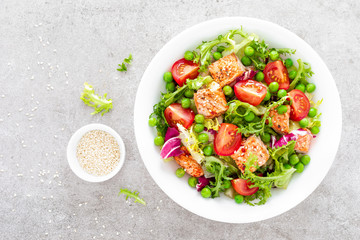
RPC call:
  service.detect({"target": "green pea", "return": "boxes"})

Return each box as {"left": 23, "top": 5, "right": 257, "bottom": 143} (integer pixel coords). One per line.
{"left": 188, "top": 177, "right": 197, "bottom": 187}
{"left": 223, "top": 85, "right": 233, "bottom": 96}
{"left": 244, "top": 46, "right": 255, "bottom": 57}
{"left": 213, "top": 52, "right": 222, "bottom": 60}
{"left": 176, "top": 168, "right": 185, "bottom": 178}
{"left": 255, "top": 71, "right": 264, "bottom": 82}
{"left": 198, "top": 133, "right": 209, "bottom": 143}
{"left": 194, "top": 123, "right": 205, "bottom": 133}
{"left": 300, "top": 155, "right": 311, "bottom": 165}
{"left": 184, "top": 89, "right": 194, "bottom": 98}
{"left": 283, "top": 163, "right": 292, "bottom": 169}
{"left": 241, "top": 56, "right": 251, "bottom": 66}
{"left": 223, "top": 180, "right": 231, "bottom": 189}
{"left": 244, "top": 111, "right": 255, "bottom": 122}
{"left": 295, "top": 162, "right": 305, "bottom": 173}
{"left": 263, "top": 91, "right": 271, "bottom": 101}
{"left": 194, "top": 114, "right": 205, "bottom": 124}
{"left": 184, "top": 51, "right": 194, "bottom": 61}
{"left": 261, "top": 133, "right": 271, "bottom": 143}
{"left": 289, "top": 70, "right": 297, "bottom": 80}
{"left": 201, "top": 187, "right": 211, "bottom": 198}
{"left": 181, "top": 98, "right": 191, "bottom": 109}
{"left": 311, "top": 126, "right": 320, "bottom": 134}
{"left": 308, "top": 107, "right": 317, "bottom": 118}
{"left": 217, "top": 46, "right": 225, "bottom": 53}
{"left": 163, "top": 72, "right": 173, "bottom": 83}
{"left": 148, "top": 117, "right": 157, "bottom": 127}
{"left": 269, "top": 50, "right": 279, "bottom": 61}
{"left": 166, "top": 82, "right": 176, "bottom": 92}
{"left": 289, "top": 154, "right": 299, "bottom": 166}
{"left": 277, "top": 105, "right": 288, "bottom": 114}
{"left": 154, "top": 136, "right": 164, "bottom": 146}
{"left": 299, "top": 118, "right": 309, "bottom": 128}
{"left": 269, "top": 82, "right": 279, "bottom": 92}
{"left": 203, "top": 146, "right": 213, "bottom": 156}
{"left": 234, "top": 194, "right": 244, "bottom": 204}
{"left": 295, "top": 83, "right": 306, "bottom": 92}
{"left": 285, "top": 58, "right": 293, "bottom": 68}
{"left": 277, "top": 89, "right": 287, "bottom": 98}
{"left": 306, "top": 83, "right": 316, "bottom": 93}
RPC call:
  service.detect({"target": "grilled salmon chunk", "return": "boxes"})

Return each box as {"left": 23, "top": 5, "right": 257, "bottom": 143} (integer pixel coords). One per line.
{"left": 269, "top": 105, "right": 290, "bottom": 135}
{"left": 208, "top": 53, "right": 245, "bottom": 87}
{"left": 231, "top": 135, "right": 269, "bottom": 172}
{"left": 174, "top": 146, "right": 204, "bottom": 177}
{"left": 294, "top": 129, "right": 313, "bottom": 153}
{"left": 194, "top": 81, "right": 229, "bottom": 119}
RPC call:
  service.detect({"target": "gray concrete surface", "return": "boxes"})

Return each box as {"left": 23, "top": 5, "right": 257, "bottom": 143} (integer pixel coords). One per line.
{"left": 0, "top": 0, "right": 359, "bottom": 239}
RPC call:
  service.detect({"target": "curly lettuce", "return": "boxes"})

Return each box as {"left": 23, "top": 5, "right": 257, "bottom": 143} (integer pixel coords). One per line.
{"left": 196, "top": 29, "right": 258, "bottom": 71}
{"left": 242, "top": 149, "right": 297, "bottom": 205}
{"left": 80, "top": 82, "right": 113, "bottom": 115}
{"left": 204, "top": 156, "right": 233, "bottom": 197}
{"left": 177, "top": 124, "right": 204, "bottom": 164}
{"left": 225, "top": 97, "right": 288, "bottom": 137}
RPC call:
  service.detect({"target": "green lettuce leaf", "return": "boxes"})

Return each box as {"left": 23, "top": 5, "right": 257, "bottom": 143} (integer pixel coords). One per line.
{"left": 80, "top": 82, "right": 113, "bottom": 116}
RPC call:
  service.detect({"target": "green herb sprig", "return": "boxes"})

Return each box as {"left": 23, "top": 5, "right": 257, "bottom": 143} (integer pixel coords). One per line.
{"left": 119, "top": 188, "right": 146, "bottom": 206}
{"left": 117, "top": 54, "right": 133, "bottom": 72}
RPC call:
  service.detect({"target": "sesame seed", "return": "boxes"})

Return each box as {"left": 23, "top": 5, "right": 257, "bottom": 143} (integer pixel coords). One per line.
{"left": 76, "top": 130, "right": 121, "bottom": 176}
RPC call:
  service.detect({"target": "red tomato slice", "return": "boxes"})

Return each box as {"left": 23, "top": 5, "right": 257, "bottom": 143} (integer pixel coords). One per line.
{"left": 231, "top": 178, "right": 259, "bottom": 196}
{"left": 263, "top": 60, "right": 290, "bottom": 90}
{"left": 214, "top": 123, "right": 242, "bottom": 156}
{"left": 164, "top": 103, "right": 195, "bottom": 130}
{"left": 288, "top": 89, "right": 310, "bottom": 121}
{"left": 171, "top": 58, "right": 199, "bottom": 87}
{"left": 234, "top": 80, "right": 267, "bottom": 106}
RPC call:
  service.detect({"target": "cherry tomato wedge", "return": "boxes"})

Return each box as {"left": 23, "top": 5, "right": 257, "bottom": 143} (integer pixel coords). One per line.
{"left": 164, "top": 103, "right": 195, "bottom": 130}
{"left": 288, "top": 89, "right": 310, "bottom": 121}
{"left": 263, "top": 60, "right": 290, "bottom": 90}
{"left": 214, "top": 123, "right": 242, "bottom": 156}
{"left": 171, "top": 58, "right": 199, "bottom": 87}
{"left": 231, "top": 178, "right": 259, "bottom": 196}
{"left": 234, "top": 80, "right": 267, "bottom": 106}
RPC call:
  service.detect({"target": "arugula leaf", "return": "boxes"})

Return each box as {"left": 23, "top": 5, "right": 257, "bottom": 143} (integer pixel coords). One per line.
{"left": 196, "top": 29, "right": 256, "bottom": 72}
{"left": 117, "top": 54, "right": 133, "bottom": 72}
{"left": 289, "top": 59, "right": 314, "bottom": 90}
{"left": 80, "top": 82, "right": 113, "bottom": 115}
{"left": 119, "top": 188, "right": 146, "bottom": 205}
{"left": 204, "top": 156, "right": 233, "bottom": 197}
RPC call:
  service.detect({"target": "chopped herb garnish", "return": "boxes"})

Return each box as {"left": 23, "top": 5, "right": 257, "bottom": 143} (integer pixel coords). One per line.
{"left": 117, "top": 54, "right": 133, "bottom": 72}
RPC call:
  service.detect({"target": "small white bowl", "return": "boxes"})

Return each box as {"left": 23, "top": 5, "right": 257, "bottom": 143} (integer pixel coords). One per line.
{"left": 67, "top": 123, "right": 126, "bottom": 182}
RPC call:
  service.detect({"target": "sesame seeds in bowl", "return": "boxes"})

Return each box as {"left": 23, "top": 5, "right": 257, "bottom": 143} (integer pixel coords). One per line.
{"left": 67, "top": 124, "right": 125, "bottom": 182}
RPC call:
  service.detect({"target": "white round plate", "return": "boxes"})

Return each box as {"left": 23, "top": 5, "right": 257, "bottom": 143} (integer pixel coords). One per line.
{"left": 67, "top": 123, "right": 126, "bottom": 182}
{"left": 134, "top": 17, "right": 342, "bottom": 223}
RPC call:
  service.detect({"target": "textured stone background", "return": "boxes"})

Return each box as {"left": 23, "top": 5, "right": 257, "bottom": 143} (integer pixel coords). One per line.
{"left": 0, "top": 0, "right": 359, "bottom": 239}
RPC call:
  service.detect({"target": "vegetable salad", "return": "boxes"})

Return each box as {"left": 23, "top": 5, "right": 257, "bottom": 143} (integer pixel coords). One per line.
{"left": 149, "top": 28, "right": 321, "bottom": 205}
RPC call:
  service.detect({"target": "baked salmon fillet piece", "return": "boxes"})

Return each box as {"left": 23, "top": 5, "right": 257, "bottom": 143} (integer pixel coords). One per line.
{"left": 174, "top": 146, "right": 204, "bottom": 177}
{"left": 294, "top": 129, "right": 313, "bottom": 153}
{"left": 208, "top": 53, "right": 245, "bottom": 87}
{"left": 194, "top": 81, "right": 229, "bottom": 119}
{"left": 231, "top": 135, "right": 269, "bottom": 172}
{"left": 269, "top": 105, "right": 290, "bottom": 135}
